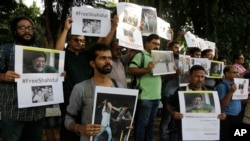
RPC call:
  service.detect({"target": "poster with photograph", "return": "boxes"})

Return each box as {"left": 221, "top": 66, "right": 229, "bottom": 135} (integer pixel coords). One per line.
{"left": 157, "top": 17, "right": 171, "bottom": 40}
{"left": 208, "top": 60, "right": 224, "bottom": 78}
{"left": 116, "top": 2, "right": 143, "bottom": 51}
{"left": 151, "top": 50, "right": 176, "bottom": 76}
{"left": 141, "top": 6, "right": 157, "bottom": 36}
{"left": 14, "top": 45, "right": 65, "bottom": 108}
{"left": 179, "top": 55, "right": 191, "bottom": 86}
{"left": 91, "top": 86, "right": 138, "bottom": 141}
{"left": 72, "top": 6, "right": 111, "bottom": 37}
{"left": 232, "top": 78, "right": 249, "bottom": 100}
{"left": 184, "top": 31, "right": 199, "bottom": 47}
{"left": 179, "top": 91, "right": 221, "bottom": 140}
{"left": 196, "top": 37, "right": 208, "bottom": 51}
{"left": 190, "top": 58, "right": 210, "bottom": 77}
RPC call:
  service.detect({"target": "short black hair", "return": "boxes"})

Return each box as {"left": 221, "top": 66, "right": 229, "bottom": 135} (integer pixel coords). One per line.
{"left": 189, "top": 65, "right": 205, "bottom": 75}
{"left": 189, "top": 47, "right": 201, "bottom": 55}
{"left": 145, "top": 34, "right": 160, "bottom": 43}
{"left": 168, "top": 41, "right": 179, "bottom": 49}
{"left": 89, "top": 43, "right": 111, "bottom": 61}
{"left": 201, "top": 49, "right": 213, "bottom": 57}
{"left": 223, "top": 65, "right": 237, "bottom": 75}
{"left": 233, "top": 53, "right": 243, "bottom": 61}
{"left": 10, "top": 16, "right": 35, "bottom": 36}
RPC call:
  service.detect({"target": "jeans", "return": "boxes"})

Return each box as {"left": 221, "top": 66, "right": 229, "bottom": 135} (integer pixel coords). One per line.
{"left": 134, "top": 99, "right": 159, "bottom": 141}
{"left": 159, "top": 96, "right": 171, "bottom": 141}
{"left": 94, "top": 126, "right": 112, "bottom": 141}
{"left": 159, "top": 97, "right": 177, "bottom": 141}
{"left": 1, "top": 116, "right": 44, "bottom": 141}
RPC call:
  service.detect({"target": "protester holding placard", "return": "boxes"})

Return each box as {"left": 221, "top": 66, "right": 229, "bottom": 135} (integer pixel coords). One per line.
{"left": 55, "top": 17, "right": 91, "bottom": 141}
{"left": 0, "top": 16, "right": 46, "bottom": 141}
{"left": 64, "top": 43, "right": 123, "bottom": 141}
{"left": 128, "top": 34, "right": 161, "bottom": 141}
{"left": 167, "top": 65, "right": 226, "bottom": 141}
{"left": 215, "top": 65, "right": 241, "bottom": 141}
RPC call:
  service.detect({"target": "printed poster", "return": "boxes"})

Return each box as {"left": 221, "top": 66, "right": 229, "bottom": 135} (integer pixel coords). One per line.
{"left": 15, "top": 45, "right": 65, "bottom": 108}
{"left": 91, "top": 86, "right": 138, "bottom": 141}
{"left": 151, "top": 50, "right": 176, "bottom": 76}
{"left": 72, "top": 6, "right": 111, "bottom": 37}
{"left": 190, "top": 58, "right": 210, "bottom": 77}
{"left": 232, "top": 78, "right": 249, "bottom": 100}
{"left": 184, "top": 31, "right": 199, "bottom": 47}
{"left": 116, "top": 2, "right": 143, "bottom": 51}
{"left": 179, "top": 55, "right": 191, "bottom": 86}
{"left": 157, "top": 17, "right": 171, "bottom": 40}
{"left": 208, "top": 60, "right": 224, "bottom": 78}
{"left": 141, "top": 6, "right": 158, "bottom": 36}
{"left": 179, "top": 91, "right": 221, "bottom": 140}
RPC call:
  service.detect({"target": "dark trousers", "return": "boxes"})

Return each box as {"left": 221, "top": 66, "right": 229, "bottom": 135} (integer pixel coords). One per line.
{"left": 60, "top": 116, "right": 80, "bottom": 141}
{"left": 1, "top": 116, "right": 44, "bottom": 141}
{"left": 220, "top": 115, "right": 241, "bottom": 141}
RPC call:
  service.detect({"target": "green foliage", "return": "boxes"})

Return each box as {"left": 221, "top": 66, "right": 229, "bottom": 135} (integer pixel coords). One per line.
{"left": 0, "top": 1, "right": 42, "bottom": 46}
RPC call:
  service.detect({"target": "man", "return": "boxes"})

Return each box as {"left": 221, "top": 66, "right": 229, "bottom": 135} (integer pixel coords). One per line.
{"left": 201, "top": 49, "right": 214, "bottom": 60}
{"left": 23, "top": 51, "right": 58, "bottom": 73}
{"left": 0, "top": 16, "right": 46, "bottom": 141}
{"left": 167, "top": 65, "right": 226, "bottom": 141}
{"left": 55, "top": 17, "right": 91, "bottom": 141}
{"left": 188, "top": 47, "right": 201, "bottom": 58}
{"left": 108, "top": 39, "right": 127, "bottom": 88}
{"left": 128, "top": 34, "right": 161, "bottom": 141}
{"left": 160, "top": 41, "right": 181, "bottom": 141}
{"left": 64, "top": 43, "right": 123, "bottom": 141}
{"left": 185, "top": 94, "right": 215, "bottom": 113}
{"left": 94, "top": 99, "right": 112, "bottom": 141}
{"left": 215, "top": 65, "right": 241, "bottom": 141}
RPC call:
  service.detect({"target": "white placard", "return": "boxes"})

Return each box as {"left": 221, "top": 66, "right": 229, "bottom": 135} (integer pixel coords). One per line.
{"left": 72, "top": 6, "right": 111, "bottom": 37}
{"left": 151, "top": 50, "right": 176, "bottom": 76}
{"left": 179, "top": 91, "right": 221, "bottom": 140}
{"left": 116, "top": 2, "right": 143, "bottom": 51}
{"left": 14, "top": 45, "right": 65, "bottom": 108}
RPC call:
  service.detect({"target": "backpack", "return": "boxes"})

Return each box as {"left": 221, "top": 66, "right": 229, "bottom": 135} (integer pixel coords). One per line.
{"left": 128, "top": 51, "right": 144, "bottom": 92}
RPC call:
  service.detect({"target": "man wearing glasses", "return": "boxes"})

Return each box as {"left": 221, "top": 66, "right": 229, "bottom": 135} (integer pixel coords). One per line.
{"left": 215, "top": 65, "right": 241, "bottom": 141}
{"left": 0, "top": 16, "right": 46, "bottom": 141}
{"left": 55, "top": 17, "right": 91, "bottom": 141}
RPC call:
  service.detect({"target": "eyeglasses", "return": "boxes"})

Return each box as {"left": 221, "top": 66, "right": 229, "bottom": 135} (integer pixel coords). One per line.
{"left": 17, "top": 26, "right": 34, "bottom": 31}
{"left": 72, "top": 38, "right": 86, "bottom": 43}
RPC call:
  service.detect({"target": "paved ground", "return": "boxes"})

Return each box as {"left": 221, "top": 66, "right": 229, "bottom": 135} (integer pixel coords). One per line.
{"left": 42, "top": 117, "right": 161, "bottom": 141}
{"left": 0, "top": 117, "right": 162, "bottom": 141}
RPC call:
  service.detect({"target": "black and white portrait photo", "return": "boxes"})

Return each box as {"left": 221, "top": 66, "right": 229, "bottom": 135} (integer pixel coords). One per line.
{"left": 31, "top": 85, "right": 54, "bottom": 103}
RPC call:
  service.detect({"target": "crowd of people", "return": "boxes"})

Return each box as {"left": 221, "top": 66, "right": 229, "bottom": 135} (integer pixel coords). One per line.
{"left": 0, "top": 11, "right": 250, "bottom": 141}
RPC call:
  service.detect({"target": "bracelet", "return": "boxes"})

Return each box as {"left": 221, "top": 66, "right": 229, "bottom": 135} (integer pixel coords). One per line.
{"left": 74, "top": 124, "right": 80, "bottom": 135}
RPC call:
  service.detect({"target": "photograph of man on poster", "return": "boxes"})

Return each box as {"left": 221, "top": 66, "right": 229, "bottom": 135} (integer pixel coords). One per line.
{"left": 185, "top": 93, "right": 215, "bottom": 113}
{"left": 93, "top": 91, "right": 136, "bottom": 141}
{"left": 23, "top": 50, "right": 58, "bottom": 73}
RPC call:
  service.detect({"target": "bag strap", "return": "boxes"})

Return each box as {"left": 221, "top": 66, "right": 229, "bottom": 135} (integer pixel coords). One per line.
{"left": 111, "top": 78, "right": 118, "bottom": 88}
{"left": 84, "top": 79, "right": 94, "bottom": 124}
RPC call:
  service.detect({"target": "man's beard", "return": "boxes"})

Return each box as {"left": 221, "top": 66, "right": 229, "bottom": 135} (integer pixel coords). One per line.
{"left": 96, "top": 64, "right": 112, "bottom": 74}
{"left": 33, "top": 65, "right": 44, "bottom": 72}
{"left": 15, "top": 33, "right": 35, "bottom": 46}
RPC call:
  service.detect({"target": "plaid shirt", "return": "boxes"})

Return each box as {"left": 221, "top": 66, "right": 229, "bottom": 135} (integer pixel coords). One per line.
{"left": 0, "top": 43, "right": 45, "bottom": 121}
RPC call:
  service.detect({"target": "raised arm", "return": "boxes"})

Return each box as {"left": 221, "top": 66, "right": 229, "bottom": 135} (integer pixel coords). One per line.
{"left": 55, "top": 18, "right": 73, "bottom": 50}
{"left": 98, "top": 15, "right": 119, "bottom": 45}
